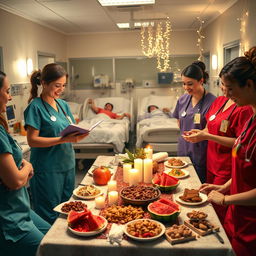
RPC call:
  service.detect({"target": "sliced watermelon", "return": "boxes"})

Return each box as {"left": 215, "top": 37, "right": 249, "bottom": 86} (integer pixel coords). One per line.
{"left": 160, "top": 173, "right": 167, "bottom": 186}
{"left": 158, "top": 198, "right": 180, "bottom": 211}
{"left": 152, "top": 173, "right": 161, "bottom": 185}
{"left": 164, "top": 174, "right": 179, "bottom": 186}
{"left": 149, "top": 201, "right": 176, "bottom": 214}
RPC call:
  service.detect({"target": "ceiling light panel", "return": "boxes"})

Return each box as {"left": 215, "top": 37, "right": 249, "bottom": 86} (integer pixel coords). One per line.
{"left": 117, "top": 22, "right": 130, "bottom": 28}
{"left": 98, "top": 0, "right": 155, "bottom": 6}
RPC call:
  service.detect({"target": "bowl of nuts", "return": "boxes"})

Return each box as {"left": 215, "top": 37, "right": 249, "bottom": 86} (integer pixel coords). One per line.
{"left": 120, "top": 185, "right": 161, "bottom": 206}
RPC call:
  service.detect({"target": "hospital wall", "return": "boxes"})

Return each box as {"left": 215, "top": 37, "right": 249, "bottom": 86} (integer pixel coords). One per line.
{"left": 0, "top": 8, "right": 66, "bottom": 120}
{"left": 203, "top": 0, "right": 256, "bottom": 96}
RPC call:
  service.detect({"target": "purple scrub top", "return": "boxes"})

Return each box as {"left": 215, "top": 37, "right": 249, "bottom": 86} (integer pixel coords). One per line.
{"left": 172, "top": 92, "right": 216, "bottom": 182}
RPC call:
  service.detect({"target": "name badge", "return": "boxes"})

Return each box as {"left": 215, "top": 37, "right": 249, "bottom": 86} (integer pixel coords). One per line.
{"left": 219, "top": 119, "right": 229, "bottom": 133}
{"left": 194, "top": 113, "right": 201, "bottom": 124}
{"left": 67, "top": 116, "right": 74, "bottom": 124}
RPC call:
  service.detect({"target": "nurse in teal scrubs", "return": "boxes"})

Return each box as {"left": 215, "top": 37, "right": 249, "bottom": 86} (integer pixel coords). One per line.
{"left": 0, "top": 71, "right": 50, "bottom": 256}
{"left": 24, "top": 63, "right": 87, "bottom": 224}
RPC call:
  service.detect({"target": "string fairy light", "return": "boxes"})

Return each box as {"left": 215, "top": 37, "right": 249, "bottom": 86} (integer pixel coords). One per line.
{"left": 141, "top": 17, "right": 171, "bottom": 72}
{"left": 196, "top": 17, "right": 205, "bottom": 61}
{"left": 237, "top": 2, "right": 249, "bottom": 55}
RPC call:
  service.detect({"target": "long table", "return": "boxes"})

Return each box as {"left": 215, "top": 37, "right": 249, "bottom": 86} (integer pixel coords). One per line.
{"left": 37, "top": 156, "right": 235, "bottom": 256}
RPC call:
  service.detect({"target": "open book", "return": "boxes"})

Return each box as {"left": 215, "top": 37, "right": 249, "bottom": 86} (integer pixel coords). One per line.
{"left": 60, "top": 120, "right": 103, "bottom": 137}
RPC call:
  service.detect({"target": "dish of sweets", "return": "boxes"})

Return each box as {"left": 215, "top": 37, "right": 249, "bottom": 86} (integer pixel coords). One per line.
{"left": 175, "top": 189, "right": 208, "bottom": 206}
{"left": 124, "top": 219, "right": 165, "bottom": 241}
{"left": 165, "top": 168, "right": 190, "bottom": 179}
{"left": 68, "top": 209, "right": 108, "bottom": 237}
{"left": 164, "top": 158, "right": 188, "bottom": 169}
{"left": 73, "top": 185, "right": 102, "bottom": 199}
{"left": 53, "top": 200, "right": 88, "bottom": 215}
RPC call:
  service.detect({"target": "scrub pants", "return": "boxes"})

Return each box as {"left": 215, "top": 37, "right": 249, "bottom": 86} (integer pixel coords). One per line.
{"left": 0, "top": 210, "right": 50, "bottom": 256}
{"left": 30, "top": 167, "right": 75, "bottom": 224}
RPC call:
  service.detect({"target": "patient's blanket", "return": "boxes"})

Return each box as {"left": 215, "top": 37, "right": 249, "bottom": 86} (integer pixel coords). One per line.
{"left": 137, "top": 109, "right": 171, "bottom": 122}
{"left": 136, "top": 117, "right": 179, "bottom": 147}
{"left": 76, "top": 114, "right": 129, "bottom": 153}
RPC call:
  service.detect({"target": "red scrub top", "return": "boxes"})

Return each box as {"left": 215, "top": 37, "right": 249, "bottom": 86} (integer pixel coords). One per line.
{"left": 205, "top": 96, "right": 252, "bottom": 181}
{"left": 224, "top": 115, "right": 256, "bottom": 256}
{"left": 97, "top": 108, "right": 118, "bottom": 119}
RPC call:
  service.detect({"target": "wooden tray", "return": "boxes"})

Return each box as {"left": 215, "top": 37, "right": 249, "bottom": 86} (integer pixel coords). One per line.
{"left": 184, "top": 220, "right": 219, "bottom": 236}
{"left": 165, "top": 224, "right": 197, "bottom": 245}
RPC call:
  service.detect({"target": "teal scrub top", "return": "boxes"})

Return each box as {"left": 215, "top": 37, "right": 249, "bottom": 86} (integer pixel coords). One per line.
{"left": 24, "top": 98, "right": 75, "bottom": 172}
{"left": 0, "top": 125, "right": 33, "bottom": 242}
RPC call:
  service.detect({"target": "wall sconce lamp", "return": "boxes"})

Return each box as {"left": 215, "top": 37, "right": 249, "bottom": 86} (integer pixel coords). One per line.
{"left": 26, "top": 58, "right": 33, "bottom": 76}
{"left": 212, "top": 54, "right": 218, "bottom": 70}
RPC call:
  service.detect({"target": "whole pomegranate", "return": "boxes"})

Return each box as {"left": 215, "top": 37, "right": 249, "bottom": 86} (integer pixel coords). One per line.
{"left": 92, "top": 166, "right": 111, "bottom": 185}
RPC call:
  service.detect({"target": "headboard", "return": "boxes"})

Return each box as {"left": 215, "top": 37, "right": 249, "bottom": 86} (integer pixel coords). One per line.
{"left": 137, "top": 95, "right": 177, "bottom": 116}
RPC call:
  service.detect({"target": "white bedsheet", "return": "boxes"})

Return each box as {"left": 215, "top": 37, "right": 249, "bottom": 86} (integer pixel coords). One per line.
{"left": 136, "top": 117, "right": 179, "bottom": 147}
{"left": 75, "top": 114, "right": 129, "bottom": 153}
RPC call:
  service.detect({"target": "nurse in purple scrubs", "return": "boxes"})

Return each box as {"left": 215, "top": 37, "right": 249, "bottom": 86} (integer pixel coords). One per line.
{"left": 172, "top": 61, "right": 216, "bottom": 183}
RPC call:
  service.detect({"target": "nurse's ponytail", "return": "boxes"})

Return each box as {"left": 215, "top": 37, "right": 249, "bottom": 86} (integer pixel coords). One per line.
{"left": 28, "top": 63, "right": 68, "bottom": 103}
{"left": 219, "top": 46, "right": 256, "bottom": 88}
{"left": 0, "top": 71, "right": 9, "bottom": 131}
{"left": 28, "top": 70, "right": 41, "bottom": 103}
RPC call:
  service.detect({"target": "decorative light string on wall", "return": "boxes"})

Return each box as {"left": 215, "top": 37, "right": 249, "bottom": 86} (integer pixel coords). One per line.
{"left": 237, "top": 9, "right": 249, "bottom": 54}
{"left": 140, "top": 17, "right": 172, "bottom": 72}
{"left": 196, "top": 17, "right": 205, "bottom": 61}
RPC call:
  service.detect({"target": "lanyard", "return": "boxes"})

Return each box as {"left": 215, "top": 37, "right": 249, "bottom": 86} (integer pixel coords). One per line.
{"left": 181, "top": 89, "right": 206, "bottom": 118}
{"left": 40, "top": 96, "right": 72, "bottom": 124}
{"left": 232, "top": 114, "right": 256, "bottom": 161}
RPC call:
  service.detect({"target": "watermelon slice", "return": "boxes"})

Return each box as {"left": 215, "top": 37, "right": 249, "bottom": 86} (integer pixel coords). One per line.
{"left": 164, "top": 174, "right": 179, "bottom": 186}
{"left": 68, "top": 209, "right": 105, "bottom": 232}
{"left": 148, "top": 199, "right": 180, "bottom": 222}
{"left": 152, "top": 172, "right": 180, "bottom": 193}
{"left": 152, "top": 173, "right": 161, "bottom": 185}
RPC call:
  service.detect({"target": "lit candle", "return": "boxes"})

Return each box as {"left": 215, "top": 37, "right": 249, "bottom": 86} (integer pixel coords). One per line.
{"left": 128, "top": 168, "right": 139, "bottom": 186}
{"left": 107, "top": 180, "right": 117, "bottom": 191}
{"left": 108, "top": 191, "right": 118, "bottom": 206}
{"left": 95, "top": 196, "right": 105, "bottom": 209}
{"left": 144, "top": 146, "right": 153, "bottom": 159}
{"left": 143, "top": 159, "right": 153, "bottom": 183}
{"left": 134, "top": 158, "right": 143, "bottom": 182}
{"left": 123, "top": 163, "right": 132, "bottom": 183}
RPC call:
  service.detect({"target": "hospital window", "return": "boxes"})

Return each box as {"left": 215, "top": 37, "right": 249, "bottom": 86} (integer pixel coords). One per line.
{"left": 223, "top": 41, "right": 240, "bottom": 65}
{"left": 37, "top": 51, "right": 55, "bottom": 70}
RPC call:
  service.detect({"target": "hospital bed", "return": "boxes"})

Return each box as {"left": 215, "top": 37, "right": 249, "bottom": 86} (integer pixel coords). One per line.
{"left": 66, "top": 101, "right": 83, "bottom": 122}
{"left": 72, "top": 96, "right": 133, "bottom": 159}
{"left": 136, "top": 95, "right": 180, "bottom": 154}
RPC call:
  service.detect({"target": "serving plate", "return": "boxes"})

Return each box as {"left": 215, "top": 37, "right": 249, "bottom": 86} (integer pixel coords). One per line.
{"left": 164, "top": 159, "right": 188, "bottom": 169}
{"left": 175, "top": 192, "right": 208, "bottom": 206}
{"left": 68, "top": 216, "right": 108, "bottom": 237}
{"left": 73, "top": 185, "right": 102, "bottom": 200}
{"left": 164, "top": 169, "right": 190, "bottom": 179}
{"left": 53, "top": 200, "right": 87, "bottom": 215}
{"left": 124, "top": 219, "right": 165, "bottom": 242}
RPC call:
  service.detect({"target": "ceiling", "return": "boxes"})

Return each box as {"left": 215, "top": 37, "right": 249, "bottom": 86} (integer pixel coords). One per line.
{"left": 0, "top": 0, "right": 238, "bottom": 34}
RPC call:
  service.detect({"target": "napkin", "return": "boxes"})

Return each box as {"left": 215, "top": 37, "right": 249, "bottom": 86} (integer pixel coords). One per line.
{"left": 107, "top": 223, "right": 124, "bottom": 245}
{"left": 152, "top": 152, "right": 168, "bottom": 162}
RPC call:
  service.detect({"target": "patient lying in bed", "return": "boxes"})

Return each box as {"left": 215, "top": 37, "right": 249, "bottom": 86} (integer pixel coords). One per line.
{"left": 137, "top": 105, "right": 172, "bottom": 121}
{"left": 88, "top": 99, "right": 131, "bottom": 120}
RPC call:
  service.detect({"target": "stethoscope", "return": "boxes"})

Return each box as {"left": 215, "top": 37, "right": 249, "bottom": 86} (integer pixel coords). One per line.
{"left": 233, "top": 114, "right": 256, "bottom": 162}
{"left": 209, "top": 99, "right": 237, "bottom": 121}
{"left": 181, "top": 89, "right": 206, "bottom": 117}
{"left": 40, "top": 95, "right": 72, "bottom": 124}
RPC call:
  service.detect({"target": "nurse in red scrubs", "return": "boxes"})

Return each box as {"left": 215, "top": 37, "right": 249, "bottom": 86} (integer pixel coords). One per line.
{"left": 200, "top": 46, "right": 256, "bottom": 256}
{"left": 183, "top": 87, "right": 252, "bottom": 223}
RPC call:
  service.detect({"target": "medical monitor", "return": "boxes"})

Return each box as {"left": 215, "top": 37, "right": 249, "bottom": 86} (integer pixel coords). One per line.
{"left": 6, "top": 104, "right": 16, "bottom": 126}
{"left": 158, "top": 72, "right": 173, "bottom": 84}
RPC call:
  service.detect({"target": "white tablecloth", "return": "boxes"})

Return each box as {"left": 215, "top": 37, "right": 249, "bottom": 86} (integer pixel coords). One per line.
{"left": 37, "top": 156, "right": 235, "bottom": 256}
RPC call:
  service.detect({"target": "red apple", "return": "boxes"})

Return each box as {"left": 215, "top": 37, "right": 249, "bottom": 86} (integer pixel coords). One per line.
{"left": 92, "top": 166, "right": 111, "bottom": 185}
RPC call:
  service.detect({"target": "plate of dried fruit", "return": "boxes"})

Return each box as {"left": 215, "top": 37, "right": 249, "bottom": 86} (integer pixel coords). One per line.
{"left": 124, "top": 219, "right": 165, "bottom": 242}
{"left": 53, "top": 200, "right": 88, "bottom": 215}
{"left": 73, "top": 185, "right": 102, "bottom": 200}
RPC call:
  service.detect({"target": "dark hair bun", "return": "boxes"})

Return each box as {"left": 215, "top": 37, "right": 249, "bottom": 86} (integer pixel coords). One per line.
{"left": 192, "top": 61, "right": 209, "bottom": 83}
{"left": 244, "top": 46, "right": 256, "bottom": 68}
{"left": 192, "top": 61, "right": 206, "bottom": 72}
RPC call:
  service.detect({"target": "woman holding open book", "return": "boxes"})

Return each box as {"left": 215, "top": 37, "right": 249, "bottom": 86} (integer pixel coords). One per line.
{"left": 24, "top": 63, "right": 87, "bottom": 224}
